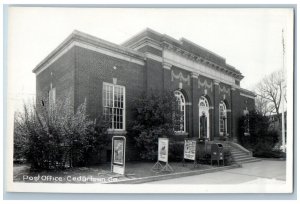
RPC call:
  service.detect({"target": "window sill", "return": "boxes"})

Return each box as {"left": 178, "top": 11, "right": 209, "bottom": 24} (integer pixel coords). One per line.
{"left": 107, "top": 129, "right": 127, "bottom": 135}
{"left": 174, "top": 132, "right": 189, "bottom": 136}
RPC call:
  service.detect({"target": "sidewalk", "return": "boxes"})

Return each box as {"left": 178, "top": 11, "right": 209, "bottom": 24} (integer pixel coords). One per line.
{"left": 13, "top": 161, "right": 239, "bottom": 184}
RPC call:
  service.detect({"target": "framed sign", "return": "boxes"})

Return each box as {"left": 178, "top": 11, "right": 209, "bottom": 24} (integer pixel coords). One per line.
{"left": 111, "top": 136, "right": 126, "bottom": 175}
{"left": 184, "top": 139, "right": 197, "bottom": 160}
{"left": 158, "top": 138, "right": 169, "bottom": 162}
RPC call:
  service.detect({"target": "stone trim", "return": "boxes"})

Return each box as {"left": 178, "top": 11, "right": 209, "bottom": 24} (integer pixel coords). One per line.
{"left": 126, "top": 36, "right": 163, "bottom": 51}
{"left": 162, "top": 41, "right": 243, "bottom": 80}
{"left": 191, "top": 72, "right": 199, "bottom": 79}
{"left": 33, "top": 30, "right": 146, "bottom": 74}
{"left": 163, "top": 62, "right": 172, "bottom": 70}
{"left": 145, "top": 52, "right": 163, "bottom": 62}
{"left": 240, "top": 92, "right": 256, "bottom": 99}
{"left": 33, "top": 40, "right": 146, "bottom": 75}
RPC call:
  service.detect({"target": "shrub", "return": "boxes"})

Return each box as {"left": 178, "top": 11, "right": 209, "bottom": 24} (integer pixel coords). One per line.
{"left": 253, "top": 150, "right": 286, "bottom": 158}
{"left": 169, "top": 140, "right": 184, "bottom": 162}
{"left": 14, "top": 97, "right": 109, "bottom": 170}
{"left": 238, "top": 110, "right": 280, "bottom": 157}
{"left": 223, "top": 148, "right": 234, "bottom": 166}
{"left": 128, "top": 90, "right": 180, "bottom": 161}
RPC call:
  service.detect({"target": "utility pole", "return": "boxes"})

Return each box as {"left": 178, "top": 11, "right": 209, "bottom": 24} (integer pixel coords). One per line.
{"left": 281, "top": 29, "right": 286, "bottom": 153}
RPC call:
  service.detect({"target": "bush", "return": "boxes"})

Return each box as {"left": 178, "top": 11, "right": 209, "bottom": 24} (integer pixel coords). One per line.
{"left": 169, "top": 140, "right": 184, "bottom": 162}
{"left": 128, "top": 90, "right": 180, "bottom": 161}
{"left": 238, "top": 110, "right": 280, "bottom": 157}
{"left": 14, "top": 97, "right": 109, "bottom": 170}
{"left": 223, "top": 148, "right": 234, "bottom": 166}
{"left": 253, "top": 150, "right": 286, "bottom": 158}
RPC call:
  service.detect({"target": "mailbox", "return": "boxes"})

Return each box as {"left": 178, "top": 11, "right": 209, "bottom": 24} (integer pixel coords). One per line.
{"left": 211, "top": 143, "right": 224, "bottom": 166}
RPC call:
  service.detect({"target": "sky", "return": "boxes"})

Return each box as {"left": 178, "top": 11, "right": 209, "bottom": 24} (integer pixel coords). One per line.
{"left": 7, "top": 7, "right": 294, "bottom": 111}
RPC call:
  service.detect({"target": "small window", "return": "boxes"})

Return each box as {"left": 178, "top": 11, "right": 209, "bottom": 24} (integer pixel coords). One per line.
{"left": 103, "top": 82, "right": 125, "bottom": 130}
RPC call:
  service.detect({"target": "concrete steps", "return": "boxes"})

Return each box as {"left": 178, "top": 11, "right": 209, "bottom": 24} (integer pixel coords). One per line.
{"left": 218, "top": 141, "right": 261, "bottom": 164}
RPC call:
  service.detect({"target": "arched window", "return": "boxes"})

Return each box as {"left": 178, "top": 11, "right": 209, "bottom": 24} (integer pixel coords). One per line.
{"left": 174, "top": 90, "right": 186, "bottom": 132}
{"left": 199, "top": 96, "right": 210, "bottom": 139}
{"left": 219, "top": 101, "right": 227, "bottom": 136}
{"left": 199, "top": 97, "right": 209, "bottom": 108}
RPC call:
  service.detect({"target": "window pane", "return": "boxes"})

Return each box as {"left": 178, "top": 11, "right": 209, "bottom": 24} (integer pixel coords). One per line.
{"left": 103, "top": 83, "right": 125, "bottom": 130}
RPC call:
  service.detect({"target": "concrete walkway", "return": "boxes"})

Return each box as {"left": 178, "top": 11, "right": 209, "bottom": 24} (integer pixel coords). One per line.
{"left": 147, "top": 159, "right": 286, "bottom": 184}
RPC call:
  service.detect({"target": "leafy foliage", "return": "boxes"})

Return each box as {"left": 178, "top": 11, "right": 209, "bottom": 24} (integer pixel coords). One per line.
{"left": 238, "top": 110, "right": 280, "bottom": 157}
{"left": 14, "top": 98, "right": 109, "bottom": 170}
{"left": 128, "top": 90, "right": 180, "bottom": 161}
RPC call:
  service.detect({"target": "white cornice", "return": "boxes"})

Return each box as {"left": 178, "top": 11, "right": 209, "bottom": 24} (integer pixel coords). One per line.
{"left": 34, "top": 40, "right": 145, "bottom": 75}
{"left": 163, "top": 50, "right": 236, "bottom": 87}
{"left": 240, "top": 92, "right": 256, "bottom": 99}
{"left": 33, "top": 30, "right": 146, "bottom": 74}
{"left": 145, "top": 52, "right": 163, "bottom": 62}
{"left": 127, "top": 37, "right": 163, "bottom": 51}
{"left": 162, "top": 41, "right": 243, "bottom": 80}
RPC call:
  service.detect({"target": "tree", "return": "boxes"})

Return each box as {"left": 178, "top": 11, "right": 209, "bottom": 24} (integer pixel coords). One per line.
{"left": 238, "top": 110, "right": 279, "bottom": 154}
{"left": 255, "top": 69, "right": 286, "bottom": 119}
{"left": 14, "top": 97, "right": 110, "bottom": 169}
{"left": 128, "top": 90, "right": 180, "bottom": 161}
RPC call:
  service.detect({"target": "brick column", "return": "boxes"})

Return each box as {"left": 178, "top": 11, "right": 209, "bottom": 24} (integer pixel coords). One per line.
{"left": 230, "top": 87, "right": 238, "bottom": 143}
{"left": 191, "top": 72, "right": 199, "bottom": 138}
{"left": 162, "top": 62, "right": 172, "bottom": 91}
{"left": 226, "top": 108, "right": 232, "bottom": 141}
{"left": 213, "top": 80, "right": 220, "bottom": 141}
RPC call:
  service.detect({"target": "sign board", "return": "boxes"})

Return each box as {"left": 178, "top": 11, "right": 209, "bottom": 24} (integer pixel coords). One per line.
{"left": 111, "top": 136, "right": 126, "bottom": 175}
{"left": 158, "top": 138, "right": 169, "bottom": 162}
{"left": 184, "top": 139, "right": 197, "bottom": 160}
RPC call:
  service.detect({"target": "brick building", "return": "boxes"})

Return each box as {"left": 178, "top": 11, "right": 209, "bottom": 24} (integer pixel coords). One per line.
{"left": 33, "top": 28, "right": 256, "bottom": 161}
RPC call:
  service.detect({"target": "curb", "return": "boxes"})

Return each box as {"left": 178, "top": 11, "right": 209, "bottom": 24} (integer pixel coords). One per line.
{"left": 109, "top": 164, "right": 241, "bottom": 184}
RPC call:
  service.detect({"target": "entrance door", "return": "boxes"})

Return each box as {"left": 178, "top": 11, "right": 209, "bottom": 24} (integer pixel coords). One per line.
{"left": 199, "top": 97, "right": 210, "bottom": 139}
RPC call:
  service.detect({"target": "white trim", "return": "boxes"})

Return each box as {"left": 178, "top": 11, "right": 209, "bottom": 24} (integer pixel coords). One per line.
{"left": 163, "top": 62, "right": 172, "bottom": 70}
{"left": 163, "top": 50, "right": 236, "bottom": 87}
{"left": 199, "top": 96, "right": 210, "bottom": 139}
{"left": 75, "top": 42, "right": 145, "bottom": 66}
{"left": 191, "top": 72, "right": 199, "bottom": 79}
{"left": 240, "top": 92, "right": 256, "bottom": 99}
{"left": 145, "top": 52, "right": 163, "bottom": 62}
{"left": 219, "top": 101, "right": 227, "bottom": 135}
{"left": 35, "top": 41, "right": 145, "bottom": 75}
{"left": 134, "top": 42, "right": 163, "bottom": 51}
{"left": 103, "top": 82, "right": 126, "bottom": 131}
{"left": 174, "top": 90, "right": 186, "bottom": 133}
{"left": 129, "top": 37, "right": 163, "bottom": 51}
{"left": 35, "top": 41, "right": 74, "bottom": 75}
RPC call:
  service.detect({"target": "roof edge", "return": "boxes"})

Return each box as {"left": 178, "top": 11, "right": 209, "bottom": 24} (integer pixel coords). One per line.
{"left": 33, "top": 30, "right": 145, "bottom": 74}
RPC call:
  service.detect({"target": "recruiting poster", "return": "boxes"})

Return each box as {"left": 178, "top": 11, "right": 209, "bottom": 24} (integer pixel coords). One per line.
{"left": 112, "top": 136, "right": 126, "bottom": 174}
{"left": 184, "top": 139, "right": 197, "bottom": 160}
{"left": 158, "top": 138, "right": 169, "bottom": 162}
{"left": 113, "top": 139, "right": 124, "bottom": 165}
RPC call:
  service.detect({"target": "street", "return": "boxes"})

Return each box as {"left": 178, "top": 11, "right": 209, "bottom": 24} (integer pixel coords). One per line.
{"left": 147, "top": 159, "right": 286, "bottom": 184}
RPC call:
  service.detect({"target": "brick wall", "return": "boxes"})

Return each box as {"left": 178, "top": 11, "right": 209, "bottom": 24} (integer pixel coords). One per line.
{"left": 74, "top": 46, "right": 145, "bottom": 161}
{"left": 36, "top": 47, "right": 75, "bottom": 110}
{"left": 35, "top": 41, "right": 256, "bottom": 163}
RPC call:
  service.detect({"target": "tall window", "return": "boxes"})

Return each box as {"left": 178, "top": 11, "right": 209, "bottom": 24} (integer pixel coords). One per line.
{"left": 103, "top": 82, "right": 125, "bottom": 130}
{"left": 243, "top": 108, "right": 250, "bottom": 136}
{"left": 199, "top": 96, "right": 210, "bottom": 139}
{"left": 48, "top": 87, "right": 56, "bottom": 109}
{"left": 219, "top": 101, "right": 227, "bottom": 136}
{"left": 174, "top": 90, "right": 186, "bottom": 132}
